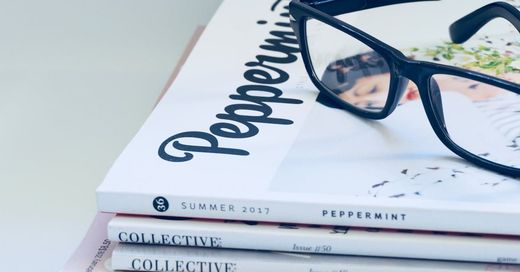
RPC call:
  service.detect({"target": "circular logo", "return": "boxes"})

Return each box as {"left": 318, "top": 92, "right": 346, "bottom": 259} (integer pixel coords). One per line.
{"left": 153, "top": 196, "right": 169, "bottom": 212}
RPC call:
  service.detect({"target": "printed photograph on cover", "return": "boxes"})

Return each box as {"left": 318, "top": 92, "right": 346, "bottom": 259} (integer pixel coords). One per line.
{"left": 271, "top": 0, "right": 520, "bottom": 202}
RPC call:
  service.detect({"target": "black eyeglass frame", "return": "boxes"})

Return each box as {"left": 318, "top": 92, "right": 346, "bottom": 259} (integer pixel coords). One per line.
{"left": 289, "top": 0, "right": 520, "bottom": 177}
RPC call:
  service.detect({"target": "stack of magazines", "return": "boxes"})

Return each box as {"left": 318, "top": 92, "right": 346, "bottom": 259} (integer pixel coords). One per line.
{"left": 64, "top": 0, "right": 520, "bottom": 271}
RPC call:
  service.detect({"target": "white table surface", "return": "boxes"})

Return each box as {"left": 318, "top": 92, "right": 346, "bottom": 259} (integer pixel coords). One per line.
{"left": 0, "top": 1, "right": 221, "bottom": 271}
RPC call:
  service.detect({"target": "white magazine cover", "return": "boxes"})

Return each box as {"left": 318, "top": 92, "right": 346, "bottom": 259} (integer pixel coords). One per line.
{"left": 97, "top": 0, "right": 520, "bottom": 235}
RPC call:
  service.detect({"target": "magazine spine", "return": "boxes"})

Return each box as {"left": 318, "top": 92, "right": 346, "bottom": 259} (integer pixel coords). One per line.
{"left": 107, "top": 215, "right": 520, "bottom": 264}
{"left": 97, "top": 192, "right": 520, "bottom": 236}
{"left": 111, "top": 244, "right": 515, "bottom": 272}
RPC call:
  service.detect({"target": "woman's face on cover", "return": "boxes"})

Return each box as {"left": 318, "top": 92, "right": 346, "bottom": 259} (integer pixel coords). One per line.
{"left": 335, "top": 72, "right": 392, "bottom": 109}
{"left": 324, "top": 53, "right": 518, "bottom": 109}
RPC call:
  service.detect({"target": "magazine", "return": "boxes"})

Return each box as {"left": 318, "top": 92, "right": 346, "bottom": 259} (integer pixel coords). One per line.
{"left": 97, "top": 0, "right": 520, "bottom": 235}
{"left": 61, "top": 213, "right": 115, "bottom": 272}
{"left": 108, "top": 214, "right": 520, "bottom": 264}
{"left": 111, "top": 243, "right": 520, "bottom": 272}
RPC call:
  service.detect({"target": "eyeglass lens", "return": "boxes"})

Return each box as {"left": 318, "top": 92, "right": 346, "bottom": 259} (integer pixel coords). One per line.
{"left": 432, "top": 74, "right": 520, "bottom": 168}
{"left": 306, "top": 18, "right": 391, "bottom": 112}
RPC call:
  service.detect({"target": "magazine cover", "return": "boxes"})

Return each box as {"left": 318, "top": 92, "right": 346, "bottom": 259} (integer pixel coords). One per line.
{"left": 97, "top": 0, "right": 520, "bottom": 235}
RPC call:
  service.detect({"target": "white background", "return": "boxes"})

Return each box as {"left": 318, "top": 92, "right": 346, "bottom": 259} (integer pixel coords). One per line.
{"left": 0, "top": 1, "right": 221, "bottom": 271}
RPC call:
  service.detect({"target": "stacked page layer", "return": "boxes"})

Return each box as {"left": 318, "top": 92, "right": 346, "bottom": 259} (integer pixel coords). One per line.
{"left": 108, "top": 215, "right": 520, "bottom": 264}
{"left": 112, "top": 243, "right": 520, "bottom": 272}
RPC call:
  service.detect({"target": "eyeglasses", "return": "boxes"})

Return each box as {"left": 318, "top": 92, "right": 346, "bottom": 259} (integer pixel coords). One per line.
{"left": 289, "top": 0, "right": 520, "bottom": 177}
{"left": 289, "top": 0, "right": 520, "bottom": 176}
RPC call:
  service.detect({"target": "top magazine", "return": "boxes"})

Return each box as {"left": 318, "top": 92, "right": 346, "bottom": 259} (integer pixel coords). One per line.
{"left": 97, "top": 0, "right": 520, "bottom": 235}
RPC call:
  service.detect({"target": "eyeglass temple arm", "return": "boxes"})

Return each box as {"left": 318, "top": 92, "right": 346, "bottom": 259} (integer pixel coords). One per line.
{"left": 301, "top": 0, "right": 438, "bottom": 16}
{"left": 450, "top": 2, "right": 520, "bottom": 44}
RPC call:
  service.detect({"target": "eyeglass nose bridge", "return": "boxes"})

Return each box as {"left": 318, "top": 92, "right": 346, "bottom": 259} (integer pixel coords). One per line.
{"left": 393, "top": 57, "right": 429, "bottom": 83}
{"left": 390, "top": 58, "right": 447, "bottom": 130}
